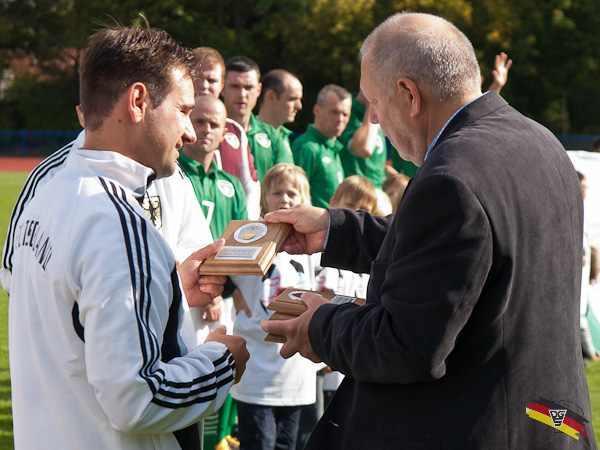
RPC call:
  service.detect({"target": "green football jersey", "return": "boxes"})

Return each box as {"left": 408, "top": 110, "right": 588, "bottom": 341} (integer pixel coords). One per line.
{"left": 277, "top": 125, "right": 294, "bottom": 155}
{"left": 247, "top": 114, "right": 294, "bottom": 182}
{"left": 179, "top": 152, "right": 247, "bottom": 239}
{"left": 338, "top": 96, "right": 387, "bottom": 188}
{"left": 292, "top": 124, "right": 344, "bottom": 208}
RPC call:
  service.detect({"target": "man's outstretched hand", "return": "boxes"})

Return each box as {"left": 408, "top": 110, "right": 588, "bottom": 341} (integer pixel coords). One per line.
{"left": 260, "top": 292, "right": 328, "bottom": 362}
{"left": 179, "top": 239, "right": 227, "bottom": 308}
{"left": 264, "top": 206, "right": 330, "bottom": 255}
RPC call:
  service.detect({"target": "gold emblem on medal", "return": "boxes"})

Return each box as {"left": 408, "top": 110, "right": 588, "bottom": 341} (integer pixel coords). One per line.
{"left": 234, "top": 222, "right": 268, "bottom": 243}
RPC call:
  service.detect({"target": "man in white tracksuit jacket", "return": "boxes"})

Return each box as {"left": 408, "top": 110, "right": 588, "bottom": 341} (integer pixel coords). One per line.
{"left": 8, "top": 26, "right": 248, "bottom": 449}
{"left": 1, "top": 129, "right": 222, "bottom": 346}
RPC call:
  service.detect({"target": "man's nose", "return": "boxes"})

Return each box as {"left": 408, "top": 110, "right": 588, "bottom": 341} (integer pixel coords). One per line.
{"left": 183, "top": 118, "right": 197, "bottom": 145}
{"left": 198, "top": 122, "right": 211, "bottom": 134}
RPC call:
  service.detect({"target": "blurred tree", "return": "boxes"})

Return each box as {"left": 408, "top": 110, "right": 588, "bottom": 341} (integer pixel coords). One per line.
{"left": 469, "top": 0, "right": 600, "bottom": 133}
{"left": 0, "top": 0, "right": 599, "bottom": 134}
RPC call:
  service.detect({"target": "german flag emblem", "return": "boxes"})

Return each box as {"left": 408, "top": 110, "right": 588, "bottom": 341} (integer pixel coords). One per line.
{"left": 526, "top": 399, "right": 589, "bottom": 444}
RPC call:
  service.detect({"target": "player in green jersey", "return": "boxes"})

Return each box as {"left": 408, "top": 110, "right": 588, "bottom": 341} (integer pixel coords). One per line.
{"left": 258, "top": 69, "right": 303, "bottom": 151}
{"left": 222, "top": 56, "right": 293, "bottom": 181}
{"left": 292, "top": 84, "right": 351, "bottom": 208}
{"left": 338, "top": 92, "right": 388, "bottom": 188}
{"left": 179, "top": 96, "right": 247, "bottom": 239}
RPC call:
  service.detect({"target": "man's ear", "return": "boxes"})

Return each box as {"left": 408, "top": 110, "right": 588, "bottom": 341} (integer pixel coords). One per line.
{"left": 75, "top": 105, "right": 85, "bottom": 128}
{"left": 313, "top": 103, "right": 320, "bottom": 117}
{"left": 396, "top": 77, "right": 422, "bottom": 118}
{"left": 265, "top": 89, "right": 277, "bottom": 102}
{"left": 256, "top": 82, "right": 262, "bottom": 98}
{"left": 127, "top": 82, "right": 150, "bottom": 124}
{"left": 217, "top": 123, "right": 227, "bottom": 146}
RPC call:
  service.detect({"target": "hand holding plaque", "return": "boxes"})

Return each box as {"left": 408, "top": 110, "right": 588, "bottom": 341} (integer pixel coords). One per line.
{"left": 264, "top": 288, "right": 365, "bottom": 343}
{"left": 199, "top": 220, "right": 292, "bottom": 276}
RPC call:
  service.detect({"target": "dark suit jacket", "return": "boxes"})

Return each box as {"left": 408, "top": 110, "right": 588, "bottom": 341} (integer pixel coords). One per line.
{"left": 307, "top": 93, "right": 595, "bottom": 450}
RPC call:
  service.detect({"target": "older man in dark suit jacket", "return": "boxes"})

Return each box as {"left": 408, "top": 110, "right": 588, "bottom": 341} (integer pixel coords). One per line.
{"left": 262, "top": 12, "right": 595, "bottom": 450}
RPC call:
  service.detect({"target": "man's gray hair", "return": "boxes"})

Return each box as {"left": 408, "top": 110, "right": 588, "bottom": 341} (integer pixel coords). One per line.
{"left": 316, "top": 84, "right": 351, "bottom": 105}
{"left": 360, "top": 12, "right": 481, "bottom": 102}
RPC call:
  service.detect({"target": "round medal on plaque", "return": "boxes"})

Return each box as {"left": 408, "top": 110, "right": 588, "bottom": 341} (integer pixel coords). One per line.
{"left": 234, "top": 222, "right": 268, "bottom": 243}
{"left": 199, "top": 220, "right": 291, "bottom": 276}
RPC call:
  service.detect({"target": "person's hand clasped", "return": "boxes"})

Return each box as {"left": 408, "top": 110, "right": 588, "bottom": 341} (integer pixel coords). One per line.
{"left": 179, "top": 239, "right": 227, "bottom": 308}
{"left": 206, "top": 326, "right": 249, "bottom": 384}
{"left": 203, "top": 298, "right": 222, "bottom": 322}
{"left": 261, "top": 292, "right": 328, "bottom": 362}
{"left": 264, "top": 205, "right": 329, "bottom": 255}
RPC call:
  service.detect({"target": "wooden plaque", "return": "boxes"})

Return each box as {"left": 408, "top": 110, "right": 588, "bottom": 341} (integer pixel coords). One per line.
{"left": 199, "top": 220, "right": 291, "bottom": 276}
{"left": 264, "top": 288, "right": 365, "bottom": 343}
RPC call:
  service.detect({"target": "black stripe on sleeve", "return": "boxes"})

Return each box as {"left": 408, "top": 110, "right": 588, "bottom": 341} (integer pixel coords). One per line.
{"left": 101, "top": 177, "right": 235, "bottom": 408}
{"left": 160, "top": 350, "right": 233, "bottom": 388}
{"left": 98, "top": 177, "right": 160, "bottom": 394}
{"left": 161, "top": 267, "right": 184, "bottom": 363}
{"left": 112, "top": 184, "right": 163, "bottom": 385}
{"left": 2, "top": 143, "right": 72, "bottom": 271}
{"left": 153, "top": 353, "right": 236, "bottom": 407}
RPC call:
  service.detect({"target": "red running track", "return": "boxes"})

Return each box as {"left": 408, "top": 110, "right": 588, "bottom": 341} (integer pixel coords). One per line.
{"left": 0, "top": 157, "right": 43, "bottom": 172}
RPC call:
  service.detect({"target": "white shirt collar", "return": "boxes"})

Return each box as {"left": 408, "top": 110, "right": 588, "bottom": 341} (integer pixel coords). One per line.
{"left": 71, "top": 147, "right": 155, "bottom": 199}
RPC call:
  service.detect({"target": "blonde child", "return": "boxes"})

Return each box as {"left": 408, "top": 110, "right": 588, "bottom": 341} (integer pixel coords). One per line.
{"left": 382, "top": 171, "right": 410, "bottom": 213}
{"left": 330, "top": 174, "right": 382, "bottom": 215}
{"left": 330, "top": 173, "right": 393, "bottom": 216}
{"left": 231, "top": 164, "right": 318, "bottom": 450}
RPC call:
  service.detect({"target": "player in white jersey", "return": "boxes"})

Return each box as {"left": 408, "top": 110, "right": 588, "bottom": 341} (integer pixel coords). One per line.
{"left": 1, "top": 129, "right": 212, "bottom": 291}
{"left": 8, "top": 26, "right": 248, "bottom": 450}
{"left": 0, "top": 134, "right": 220, "bottom": 347}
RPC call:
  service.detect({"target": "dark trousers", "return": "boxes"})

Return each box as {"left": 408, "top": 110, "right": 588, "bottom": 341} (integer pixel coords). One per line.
{"left": 323, "top": 390, "right": 336, "bottom": 408}
{"left": 237, "top": 401, "right": 302, "bottom": 450}
{"left": 296, "top": 374, "right": 323, "bottom": 450}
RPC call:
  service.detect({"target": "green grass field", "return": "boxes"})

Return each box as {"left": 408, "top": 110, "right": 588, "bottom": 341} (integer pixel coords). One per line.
{"left": 0, "top": 172, "right": 26, "bottom": 450}
{"left": 1, "top": 171, "right": 600, "bottom": 448}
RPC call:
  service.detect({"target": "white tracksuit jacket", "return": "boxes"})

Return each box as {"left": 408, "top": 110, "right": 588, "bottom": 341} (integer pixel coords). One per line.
{"left": 1, "top": 130, "right": 214, "bottom": 292}
{"left": 9, "top": 149, "right": 233, "bottom": 450}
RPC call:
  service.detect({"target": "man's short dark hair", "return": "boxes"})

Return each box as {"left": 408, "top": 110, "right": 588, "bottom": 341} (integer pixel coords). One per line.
{"left": 225, "top": 56, "right": 261, "bottom": 78}
{"left": 79, "top": 27, "right": 194, "bottom": 131}
{"left": 261, "top": 69, "right": 295, "bottom": 97}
